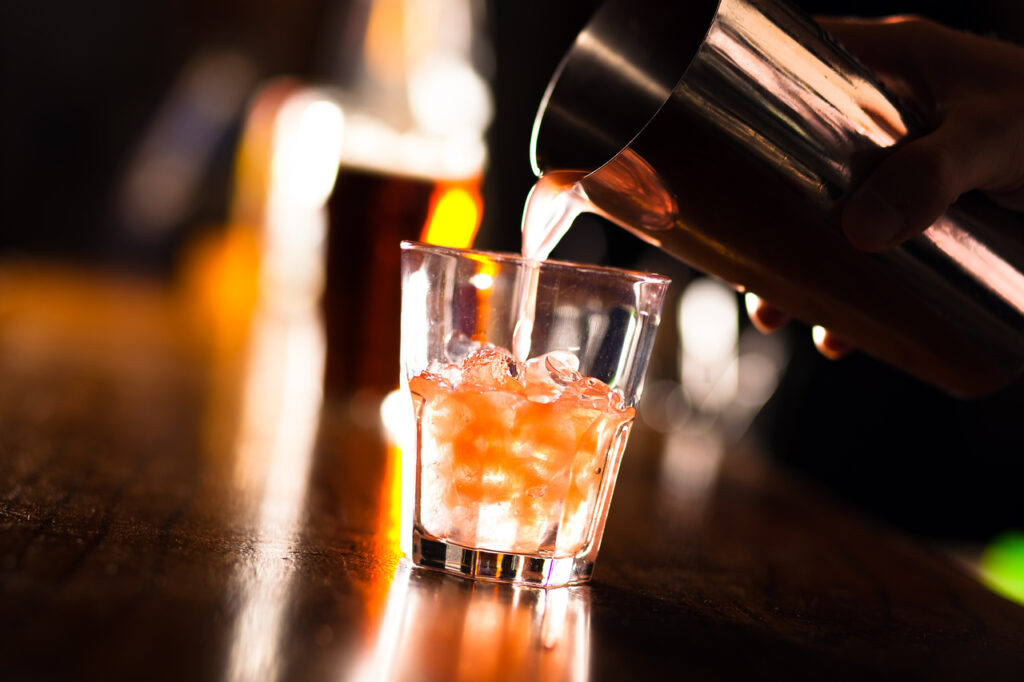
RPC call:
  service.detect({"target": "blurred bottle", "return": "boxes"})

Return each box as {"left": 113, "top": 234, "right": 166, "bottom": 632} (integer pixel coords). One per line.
{"left": 111, "top": 49, "right": 261, "bottom": 275}
{"left": 321, "top": 0, "right": 492, "bottom": 397}
{"left": 223, "top": 0, "right": 492, "bottom": 398}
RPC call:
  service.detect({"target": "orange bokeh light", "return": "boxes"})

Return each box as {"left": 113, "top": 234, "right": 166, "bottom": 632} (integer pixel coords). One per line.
{"left": 420, "top": 180, "right": 483, "bottom": 249}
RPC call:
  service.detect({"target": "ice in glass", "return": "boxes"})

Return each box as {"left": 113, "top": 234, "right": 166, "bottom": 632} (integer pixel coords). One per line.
{"left": 410, "top": 345, "right": 634, "bottom": 557}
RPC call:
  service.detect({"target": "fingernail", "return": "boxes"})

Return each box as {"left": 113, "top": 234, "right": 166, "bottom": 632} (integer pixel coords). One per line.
{"left": 744, "top": 292, "right": 787, "bottom": 333}
{"left": 843, "top": 189, "right": 904, "bottom": 251}
{"left": 812, "top": 325, "right": 854, "bottom": 360}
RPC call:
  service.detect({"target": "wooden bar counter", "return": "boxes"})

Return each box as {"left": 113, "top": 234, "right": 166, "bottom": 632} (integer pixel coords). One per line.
{"left": 1, "top": 262, "right": 1022, "bottom": 681}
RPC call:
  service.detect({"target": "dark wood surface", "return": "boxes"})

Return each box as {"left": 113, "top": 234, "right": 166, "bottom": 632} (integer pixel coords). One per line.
{"left": 1, "top": 263, "right": 1023, "bottom": 682}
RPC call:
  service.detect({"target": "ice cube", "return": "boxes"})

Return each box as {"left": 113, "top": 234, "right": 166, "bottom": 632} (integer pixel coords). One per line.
{"left": 476, "top": 501, "right": 518, "bottom": 550}
{"left": 445, "top": 330, "right": 481, "bottom": 364}
{"left": 479, "top": 389, "right": 528, "bottom": 430}
{"left": 512, "top": 495, "right": 558, "bottom": 553}
{"left": 555, "top": 498, "right": 591, "bottom": 555}
{"left": 522, "top": 350, "right": 581, "bottom": 403}
{"left": 419, "top": 431, "right": 453, "bottom": 469}
{"left": 408, "top": 371, "right": 453, "bottom": 403}
{"left": 510, "top": 401, "right": 576, "bottom": 470}
{"left": 423, "top": 360, "right": 463, "bottom": 387}
{"left": 563, "top": 376, "right": 627, "bottom": 412}
{"left": 544, "top": 351, "right": 581, "bottom": 383}
{"left": 423, "top": 393, "right": 473, "bottom": 441}
{"left": 562, "top": 406, "right": 603, "bottom": 441}
{"left": 444, "top": 504, "right": 477, "bottom": 547}
{"left": 419, "top": 461, "right": 454, "bottom": 537}
{"left": 514, "top": 465, "right": 573, "bottom": 554}
{"left": 459, "top": 346, "right": 525, "bottom": 392}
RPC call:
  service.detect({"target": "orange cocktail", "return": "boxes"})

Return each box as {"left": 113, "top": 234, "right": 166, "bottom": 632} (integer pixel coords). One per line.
{"left": 409, "top": 346, "right": 634, "bottom": 557}
{"left": 400, "top": 242, "right": 668, "bottom": 586}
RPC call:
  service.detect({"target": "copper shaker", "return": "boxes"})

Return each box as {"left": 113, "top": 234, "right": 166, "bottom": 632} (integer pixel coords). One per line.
{"left": 532, "top": 0, "right": 1024, "bottom": 397}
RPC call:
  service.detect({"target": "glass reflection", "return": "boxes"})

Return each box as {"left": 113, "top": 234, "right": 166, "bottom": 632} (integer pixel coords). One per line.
{"left": 356, "top": 563, "right": 591, "bottom": 681}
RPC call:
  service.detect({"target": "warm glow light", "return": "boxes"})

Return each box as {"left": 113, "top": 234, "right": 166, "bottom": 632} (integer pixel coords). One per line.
{"left": 230, "top": 78, "right": 302, "bottom": 229}
{"left": 379, "top": 390, "right": 413, "bottom": 552}
{"left": 380, "top": 386, "right": 419, "bottom": 558}
{"left": 339, "top": 115, "right": 488, "bottom": 181}
{"left": 420, "top": 183, "right": 482, "bottom": 248}
{"left": 399, "top": 268, "right": 431, "bottom": 394}
{"left": 379, "top": 388, "right": 410, "bottom": 440}
{"left": 364, "top": 0, "right": 408, "bottom": 83}
{"left": 270, "top": 97, "right": 345, "bottom": 210}
{"left": 409, "top": 57, "right": 493, "bottom": 137}
{"left": 379, "top": 445, "right": 404, "bottom": 551}
{"left": 680, "top": 279, "right": 737, "bottom": 357}
{"left": 330, "top": 0, "right": 491, "bottom": 181}
{"left": 679, "top": 277, "right": 739, "bottom": 411}
{"left": 811, "top": 325, "right": 828, "bottom": 348}
{"left": 260, "top": 93, "right": 346, "bottom": 304}
{"left": 183, "top": 222, "right": 261, "bottom": 345}
{"left": 469, "top": 272, "right": 493, "bottom": 290}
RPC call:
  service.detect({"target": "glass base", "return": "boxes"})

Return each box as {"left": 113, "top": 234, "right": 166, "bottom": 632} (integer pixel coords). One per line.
{"left": 411, "top": 530, "right": 595, "bottom": 587}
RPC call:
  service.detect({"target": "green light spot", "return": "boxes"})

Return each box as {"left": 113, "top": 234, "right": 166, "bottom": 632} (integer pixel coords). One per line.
{"left": 980, "top": 532, "right": 1024, "bottom": 605}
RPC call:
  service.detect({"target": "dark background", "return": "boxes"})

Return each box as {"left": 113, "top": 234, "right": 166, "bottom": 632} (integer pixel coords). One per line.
{"left": 5, "top": 0, "right": 1021, "bottom": 265}
{"left": 3, "top": 0, "right": 1023, "bottom": 541}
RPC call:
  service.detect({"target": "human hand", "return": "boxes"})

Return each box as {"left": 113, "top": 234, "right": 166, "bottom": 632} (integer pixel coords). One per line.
{"left": 744, "top": 292, "right": 853, "bottom": 359}
{"left": 820, "top": 16, "right": 1024, "bottom": 252}
{"left": 750, "top": 16, "right": 1024, "bottom": 356}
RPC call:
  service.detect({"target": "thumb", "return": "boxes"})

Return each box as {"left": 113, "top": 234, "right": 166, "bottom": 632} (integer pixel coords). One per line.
{"left": 842, "top": 105, "right": 1023, "bottom": 251}
{"left": 840, "top": 134, "right": 957, "bottom": 251}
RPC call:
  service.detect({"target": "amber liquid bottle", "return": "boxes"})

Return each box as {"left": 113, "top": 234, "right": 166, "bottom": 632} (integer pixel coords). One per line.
{"left": 313, "top": 0, "right": 490, "bottom": 397}
{"left": 322, "top": 170, "right": 437, "bottom": 395}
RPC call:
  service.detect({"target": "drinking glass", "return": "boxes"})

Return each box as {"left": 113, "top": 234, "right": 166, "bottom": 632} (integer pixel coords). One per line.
{"left": 399, "top": 241, "right": 669, "bottom": 586}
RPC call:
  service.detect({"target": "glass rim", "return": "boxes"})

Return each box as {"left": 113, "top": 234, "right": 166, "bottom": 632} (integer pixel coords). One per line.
{"left": 400, "top": 241, "right": 672, "bottom": 286}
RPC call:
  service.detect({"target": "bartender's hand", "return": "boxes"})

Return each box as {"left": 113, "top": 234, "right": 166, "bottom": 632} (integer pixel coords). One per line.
{"left": 823, "top": 16, "right": 1024, "bottom": 250}
{"left": 750, "top": 15, "right": 1024, "bottom": 355}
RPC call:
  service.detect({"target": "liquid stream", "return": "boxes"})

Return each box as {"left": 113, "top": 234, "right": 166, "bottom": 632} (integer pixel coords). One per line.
{"left": 513, "top": 171, "right": 592, "bottom": 361}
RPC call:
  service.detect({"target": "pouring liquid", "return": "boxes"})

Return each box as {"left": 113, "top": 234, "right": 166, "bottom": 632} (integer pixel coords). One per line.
{"left": 519, "top": 154, "right": 1024, "bottom": 398}
{"left": 513, "top": 171, "right": 587, "bottom": 362}
{"left": 513, "top": 165, "right": 675, "bottom": 363}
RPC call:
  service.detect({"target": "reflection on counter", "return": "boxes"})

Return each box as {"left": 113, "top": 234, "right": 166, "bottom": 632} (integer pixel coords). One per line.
{"left": 223, "top": 300, "right": 326, "bottom": 682}
{"left": 188, "top": 171, "right": 329, "bottom": 682}
{"left": 356, "top": 562, "right": 590, "bottom": 682}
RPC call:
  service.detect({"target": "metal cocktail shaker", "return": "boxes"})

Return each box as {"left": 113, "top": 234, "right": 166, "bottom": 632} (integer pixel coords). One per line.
{"left": 531, "top": 0, "right": 1024, "bottom": 397}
